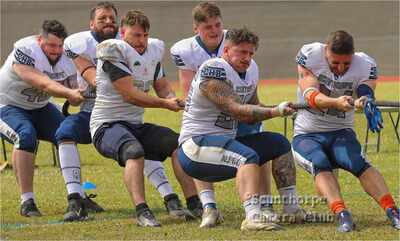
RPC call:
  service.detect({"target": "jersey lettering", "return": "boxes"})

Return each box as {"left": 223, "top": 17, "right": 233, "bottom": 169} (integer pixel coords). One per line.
{"left": 21, "top": 87, "right": 49, "bottom": 102}
{"left": 215, "top": 112, "right": 236, "bottom": 129}
{"left": 200, "top": 66, "right": 226, "bottom": 81}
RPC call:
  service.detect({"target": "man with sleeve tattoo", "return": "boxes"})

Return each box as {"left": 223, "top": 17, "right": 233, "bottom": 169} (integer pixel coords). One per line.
{"left": 292, "top": 30, "right": 399, "bottom": 232}
{"left": 170, "top": 2, "right": 274, "bottom": 225}
{"left": 177, "top": 27, "right": 305, "bottom": 231}
{"left": 90, "top": 10, "right": 199, "bottom": 227}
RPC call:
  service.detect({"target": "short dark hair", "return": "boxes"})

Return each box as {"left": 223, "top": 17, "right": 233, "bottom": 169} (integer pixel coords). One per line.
{"left": 225, "top": 27, "right": 259, "bottom": 50}
{"left": 90, "top": 1, "right": 118, "bottom": 20}
{"left": 326, "top": 30, "right": 354, "bottom": 55}
{"left": 41, "top": 20, "right": 68, "bottom": 40}
{"left": 120, "top": 10, "right": 150, "bottom": 32}
{"left": 192, "top": 2, "right": 221, "bottom": 24}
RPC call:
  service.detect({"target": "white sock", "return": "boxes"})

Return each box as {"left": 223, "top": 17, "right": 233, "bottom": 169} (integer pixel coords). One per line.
{"left": 21, "top": 192, "right": 34, "bottom": 204}
{"left": 59, "top": 143, "right": 84, "bottom": 198}
{"left": 143, "top": 159, "right": 173, "bottom": 198}
{"left": 199, "top": 189, "right": 216, "bottom": 208}
{"left": 260, "top": 194, "right": 273, "bottom": 209}
{"left": 243, "top": 195, "right": 261, "bottom": 219}
{"left": 278, "top": 185, "right": 300, "bottom": 213}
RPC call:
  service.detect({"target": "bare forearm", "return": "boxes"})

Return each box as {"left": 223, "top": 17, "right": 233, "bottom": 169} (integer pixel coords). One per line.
{"left": 73, "top": 56, "right": 96, "bottom": 86}
{"left": 229, "top": 103, "right": 280, "bottom": 123}
{"left": 314, "top": 94, "right": 339, "bottom": 109}
{"left": 124, "top": 89, "right": 166, "bottom": 108}
{"left": 14, "top": 64, "right": 73, "bottom": 98}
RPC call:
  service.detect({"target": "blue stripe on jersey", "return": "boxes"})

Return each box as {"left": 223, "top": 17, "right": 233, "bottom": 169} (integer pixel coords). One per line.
{"left": 171, "top": 54, "right": 185, "bottom": 66}
{"left": 369, "top": 66, "right": 378, "bottom": 80}
{"left": 296, "top": 51, "right": 307, "bottom": 67}
{"left": 14, "top": 49, "right": 35, "bottom": 66}
{"left": 65, "top": 49, "right": 78, "bottom": 59}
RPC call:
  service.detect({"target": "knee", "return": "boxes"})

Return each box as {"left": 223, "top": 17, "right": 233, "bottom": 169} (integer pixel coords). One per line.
{"left": 16, "top": 131, "right": 37, "bottom": 153}
{"left": 118, "top": 141, "right": 145, "bottom": 167}
{"left": 243, "top": 150, "right": 260, "bottom": 165}
{"left": 158, "top": 134, "right": 178, "bottom": 158}
{"left": 348, "top": 158, "right": 371, "bottom": 177}
{"left": 55, "top": 123, "right": 76, "bottom": 144}
{"left": 276, "top": 134, "right": 291, "bottom": 154}
{"left": 312, "top": 154, "right": 332, "bottom": 174}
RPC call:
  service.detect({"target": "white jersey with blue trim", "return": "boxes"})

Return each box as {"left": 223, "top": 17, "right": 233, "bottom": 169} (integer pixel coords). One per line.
{"left": 294, "top": 42, "right": 378, "bottom": 136}
{"left": 0, "top": 35, "right": 76, "bottom": 110}
{"left": 170, "top": 30, "right": 227, "bottom": 71}
{"left": 64, "top": 31, "right": 112, "bottom": 112}
{"left": 90, "top": 38, "right": 165, "bottom": 137}
{"left": 179, "top": 57, "right": 259, "bottom": 145}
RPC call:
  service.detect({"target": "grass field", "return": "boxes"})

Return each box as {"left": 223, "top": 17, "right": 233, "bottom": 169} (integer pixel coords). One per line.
{"left": 0, "top": 82, "right": 399, "bottom": 240}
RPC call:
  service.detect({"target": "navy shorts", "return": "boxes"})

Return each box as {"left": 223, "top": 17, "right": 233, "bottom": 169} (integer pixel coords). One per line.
{"left": 93, "top": 121, "right": 179, "bottom": 166}
{"left": 178, "top": 131, "right": 290, "bottom": 182}
{"left": 292, "top": 128, "right": 370, "bottom": 177}
{"left": 0, "top": 103, "right": 64, "bottom": 152}
{"left": 55, "top": 111, "right": 92, "bottom": 144}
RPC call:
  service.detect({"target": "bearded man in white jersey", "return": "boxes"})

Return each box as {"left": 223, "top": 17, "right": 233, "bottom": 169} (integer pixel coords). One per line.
{"left": 0, "top": 20, "right": 84, "bottom": 217}
{"left": 56, "top": 1, "right": 189, "bottom": 222}
{"left": 178, "top": 28, "right": 306, "bottom": 231}
{"left": 90, "top": 10, "right": 199, "bottom": 227}
{"left": 292, "top": 30, "right": 400, "bottom": 232}
{"left": 170, "top": 2, "right": 275, "bottom": 227}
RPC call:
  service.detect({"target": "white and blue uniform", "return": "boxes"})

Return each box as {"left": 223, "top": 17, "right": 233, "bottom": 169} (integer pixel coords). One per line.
{"left": 178, "top": 58, "right": 290, "bottom": 182}
{"left": 292, "top": 42, "right": 377, "bottom": 176}
{"left": 170, "top": 31, "right": 262, "bottom": 136}
{"left": 90, "top": 39, "right": 178, "bottom": 166}
{"left": 55, "top": 31, "right": 104, "bottom": 144}
{"left": 0, "top": 36, "right": 76, "bottom": 152}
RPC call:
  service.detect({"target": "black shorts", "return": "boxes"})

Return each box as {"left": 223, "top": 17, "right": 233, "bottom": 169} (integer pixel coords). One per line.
{"left": 93, "top": 121, "right": 178, "bottom": 166}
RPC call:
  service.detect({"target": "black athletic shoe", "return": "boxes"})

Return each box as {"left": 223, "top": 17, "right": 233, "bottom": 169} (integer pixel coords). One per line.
{"left": 83, "top": 193, "right": 105, "bottom": 213}
{"left": 64, "top": 193, "right": 89, "bottom": 222}
{"left": 164, "top": 194, "right": 187, "bottom": 218}
{"left": 336, "top": 210, "right": 355, "bottom": 232}
{"left": 20, "top": 199, "right": 42, "bottom": 217}
{"left": 187, "top": 198, "right": 203, "bottom": 219}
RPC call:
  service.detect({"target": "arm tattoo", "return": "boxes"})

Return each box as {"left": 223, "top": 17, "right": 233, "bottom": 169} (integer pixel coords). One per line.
{"left": 200, "top": 79, "right": 275, "bottom": 122}
{"left": 272, "top": 151, "right": 296, "bottom": 188}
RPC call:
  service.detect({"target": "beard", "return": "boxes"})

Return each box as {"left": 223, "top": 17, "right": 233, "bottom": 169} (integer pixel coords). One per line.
{"left": 47, "top": 55, "right": 61, "bottom": 66}
{"left": 94, "top": 26, "right": 118, "bottom": 41}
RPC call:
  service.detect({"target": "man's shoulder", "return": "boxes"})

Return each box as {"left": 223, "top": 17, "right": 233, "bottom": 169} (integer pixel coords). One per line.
{"left": 170, "top": 35, "right": 196, "bottom": 54}
{"left": 148, "top": 38, "right": 165, "bottom": 54}
{"left": 201, "top": 57, "right": 226, "bottom": 67}
{"left": 97, "top": 39, "right": 136, "bottom": 63}
{"left": 14, "top": 35, "right": 38, "bottom": 51}
{"left": 351, "top": 52, "right": 377, "bottom": 80}
{"left": 296, "top": 42, "right": 325, "bottom": 69}
{"left": 299, "top": 42, "right": 324, "bottom": 56}
{"left": 64, "top": 31, "right": 95, "bottom": 57}
{"left": 354, "top": 52, "right": 376, "bottom": 66}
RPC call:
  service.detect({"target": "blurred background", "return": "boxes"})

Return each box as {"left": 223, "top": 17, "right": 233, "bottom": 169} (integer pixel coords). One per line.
{"left": 1, "top": 1, "right": 399, "bottom": 80}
